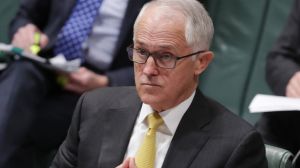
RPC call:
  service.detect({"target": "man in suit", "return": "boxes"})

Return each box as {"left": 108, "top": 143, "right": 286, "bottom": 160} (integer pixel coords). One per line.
{"left": 256, "top": 0, "right": 300, "bottom": 155}
{"left": 51, "top": 0, "right": 268, "bottom": 167}
{"left": 0, "top": 0, "right": 149, "bottom": 167}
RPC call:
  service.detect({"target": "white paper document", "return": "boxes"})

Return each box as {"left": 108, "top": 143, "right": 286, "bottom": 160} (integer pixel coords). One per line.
{"left": 249, "top": 94, "right": 300, "bottom": 113}
{"left": 0, "top": 43, "right": 80, "bottom": 73}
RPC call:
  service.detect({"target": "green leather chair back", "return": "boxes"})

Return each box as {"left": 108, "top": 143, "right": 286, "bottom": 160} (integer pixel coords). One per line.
{"left": 265, "top": 145, "right": 294, "bottom": 168}
{"left": 200, "top": 0, "right": 293, "bottom": 124}
{"left": 0, "top": 0, "right": 20, "bottom": 43}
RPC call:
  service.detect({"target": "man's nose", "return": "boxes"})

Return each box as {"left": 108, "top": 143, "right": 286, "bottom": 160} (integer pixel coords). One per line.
{"left": 142, "top": 57, "right": 159, "bottom": 75}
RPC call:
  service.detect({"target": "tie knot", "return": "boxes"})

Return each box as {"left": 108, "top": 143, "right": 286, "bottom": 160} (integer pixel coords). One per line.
{"left": 147, "top": 112, "right": 163, "bottom": 130}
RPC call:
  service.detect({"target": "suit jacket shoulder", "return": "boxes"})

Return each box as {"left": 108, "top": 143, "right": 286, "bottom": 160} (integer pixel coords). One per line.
{"left": 162, "top": 90, "right": 267, "bottom": 168}
{"left": 51, "top": 86, "right": 142, "bottom": 168}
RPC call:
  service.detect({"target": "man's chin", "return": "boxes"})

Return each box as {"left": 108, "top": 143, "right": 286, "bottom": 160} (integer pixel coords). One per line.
{"left": 139, "top": 93, "right": 158, "bottom": 104}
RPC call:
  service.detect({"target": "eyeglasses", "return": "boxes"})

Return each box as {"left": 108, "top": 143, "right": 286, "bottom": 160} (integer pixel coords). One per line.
{"left": 127, "top": 45, "right": 206, "bottom": 69}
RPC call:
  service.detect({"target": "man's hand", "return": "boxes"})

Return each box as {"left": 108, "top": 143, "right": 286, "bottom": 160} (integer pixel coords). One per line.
{"left": 11, "top": 23, "right": 49, "bottom": 53}
{"left": 62, "top": 67, "right": 109, "bottom": 94}
{"left": 116, "top": 158, "right": 136, "bottom": 168}
{"left": 286, "top": 71, "right": 300, "bottom": 97}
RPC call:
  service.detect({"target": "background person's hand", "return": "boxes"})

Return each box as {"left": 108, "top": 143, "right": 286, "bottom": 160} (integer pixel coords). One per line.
{"left": 286, "top": 71, "right": 300, "bottom": 97}
{"left": 11, "top": 23, "right": 49, "bottom": 53}
{"left": 61, "top": 67, "right": 109, "bottom": 94}
{"left": 116, "top": 158, "right": 136, "bottom": 168}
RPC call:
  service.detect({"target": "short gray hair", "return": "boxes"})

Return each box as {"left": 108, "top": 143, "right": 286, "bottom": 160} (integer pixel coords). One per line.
{"left": 134, "top": 0, "right": 214, "bottom": 51}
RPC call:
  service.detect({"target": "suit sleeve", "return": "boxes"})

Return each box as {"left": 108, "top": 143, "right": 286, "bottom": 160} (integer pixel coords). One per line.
{"left": 225, "top": 130, "right": 268, "bottom": 168}
{"left": 50, "top": 93, "right": 86, "bottom": 168}
{"left": 9, "top": 0, "right": 51, "bottom": 40}
{"left": 266, "top": 0, "right": 300, "bottom": 96}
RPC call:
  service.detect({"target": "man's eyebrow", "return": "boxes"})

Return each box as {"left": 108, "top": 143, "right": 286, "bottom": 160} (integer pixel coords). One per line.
{"left": 158, "top": 45, "right": 175, "bottom": 50}
{"left": 135, "top": 41, "right": 176, "bottom": 50}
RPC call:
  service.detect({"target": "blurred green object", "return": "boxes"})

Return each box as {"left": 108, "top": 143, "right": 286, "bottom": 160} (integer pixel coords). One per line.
{"left": 30, "top": 32, "right": 41, "bottom": 54}
{"left": 56, "top": 75, "right": 68, "bottom": 88}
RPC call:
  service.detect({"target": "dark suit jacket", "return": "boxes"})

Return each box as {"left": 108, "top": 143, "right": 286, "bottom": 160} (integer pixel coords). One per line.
{"left": 9, "top": 0, "right": 149, "bottom": 86}
{"left": 256, "top": 0, "right": 300, "bottom": 155}
{"left": 265, "top": 0, "right": 300, "bottom": 96}
{"left": 51, "top": 87, "right": 267, "bottom": 168}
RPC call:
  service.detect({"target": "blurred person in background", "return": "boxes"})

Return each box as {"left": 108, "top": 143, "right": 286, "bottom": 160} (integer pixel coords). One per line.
{"left": 256, "top": 0, "right": 300, "bottom": 155}
{"left": 0, "top": 0, "right": 149, "bottom": 167}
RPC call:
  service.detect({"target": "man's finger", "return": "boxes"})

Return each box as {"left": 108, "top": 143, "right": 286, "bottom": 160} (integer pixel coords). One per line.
{"left": 40, "top": 33, "right": 49, "bottom": 48}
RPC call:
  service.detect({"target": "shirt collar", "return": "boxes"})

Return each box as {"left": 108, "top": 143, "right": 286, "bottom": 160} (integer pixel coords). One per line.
{"left": 137, "top": 90, "right": 196, "bottom": 135}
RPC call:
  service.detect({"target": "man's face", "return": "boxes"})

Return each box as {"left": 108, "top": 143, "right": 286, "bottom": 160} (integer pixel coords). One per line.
{"left": 134, "top": 6, "right": 209, "bottom": 111}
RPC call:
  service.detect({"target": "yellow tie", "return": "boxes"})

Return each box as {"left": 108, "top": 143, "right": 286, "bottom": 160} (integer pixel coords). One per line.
{"left": 135, "top": 112, "right": 163, "bottom": 168}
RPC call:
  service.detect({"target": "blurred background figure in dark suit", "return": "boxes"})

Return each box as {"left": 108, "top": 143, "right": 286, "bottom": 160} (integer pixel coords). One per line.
{"left": 0, "top": 0, "right": 149, "bottom": 167}
{"left": 256, "top": 0, "right": 300, "bottom": 155}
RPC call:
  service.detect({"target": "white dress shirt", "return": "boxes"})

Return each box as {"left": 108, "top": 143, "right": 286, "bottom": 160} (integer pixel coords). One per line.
{"left": 125, "top": 91, "right": 196, "bottom": 168}
{"left": 85, "top": 0, "right": 129, "bottom": 70}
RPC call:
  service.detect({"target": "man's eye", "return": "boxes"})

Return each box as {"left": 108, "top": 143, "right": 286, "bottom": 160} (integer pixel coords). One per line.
{"left": 158, "top": 54, "right": 173, "bottom": 61}
{"left": 137, "top": 48, "right": 148, "bottom": 56}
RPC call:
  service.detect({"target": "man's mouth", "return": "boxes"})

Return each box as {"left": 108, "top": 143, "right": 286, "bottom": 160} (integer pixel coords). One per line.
{"left": 141, "top": 83, "right": 160, "bottom": 87}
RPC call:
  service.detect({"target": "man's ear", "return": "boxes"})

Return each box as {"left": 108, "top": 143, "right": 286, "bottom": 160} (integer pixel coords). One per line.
{"left": 194, "top": 51, "right": 214, "bottom": 75}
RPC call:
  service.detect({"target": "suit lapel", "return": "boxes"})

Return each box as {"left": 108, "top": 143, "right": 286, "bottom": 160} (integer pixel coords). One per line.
{"left": 162, "top": 89, "right": 213, "bottom": 168}
{"left": 98, "top": 92, "right": 142, "bottom": 167}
